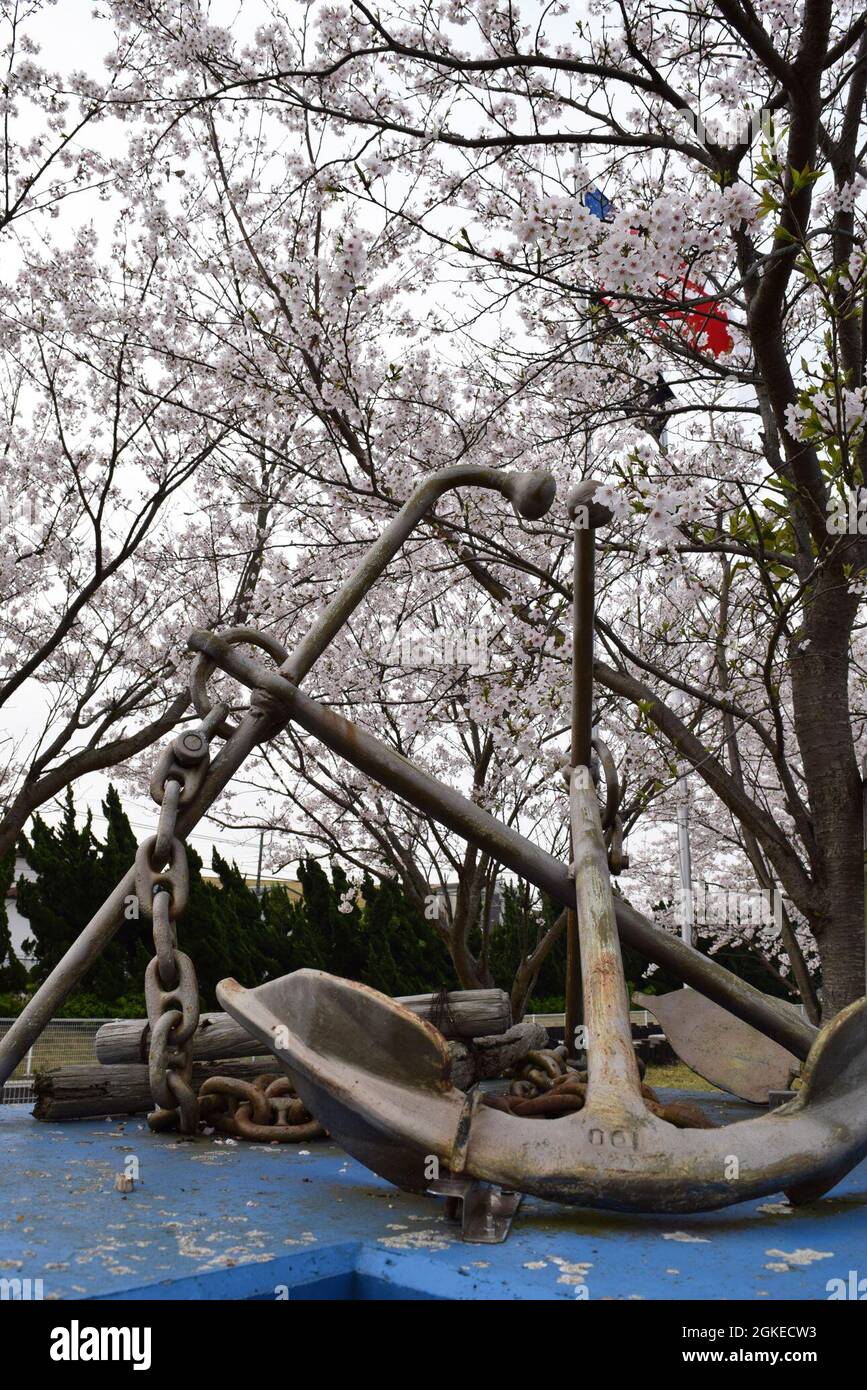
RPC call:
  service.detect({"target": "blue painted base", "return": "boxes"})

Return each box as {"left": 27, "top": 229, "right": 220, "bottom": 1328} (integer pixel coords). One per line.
{"left": 2, "top": 1092, "right": 865, "bottom": 1301}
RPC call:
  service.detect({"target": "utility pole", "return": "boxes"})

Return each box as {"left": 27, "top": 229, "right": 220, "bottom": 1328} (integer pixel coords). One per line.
{"left": 255, "top": 830, "right": 264, "bottom": 899}
{"left": 676, "top": 766, "right": 694, "bottom": 959}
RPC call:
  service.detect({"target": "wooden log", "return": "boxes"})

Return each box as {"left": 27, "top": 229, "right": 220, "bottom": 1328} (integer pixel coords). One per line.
{"left": 33, "top": 1056, "right": 286, "bottom": 1121}
{"left": 447, "top": 1020, "right": 549, "bottom": 1090}
{"left": 396, "top": 989, "right": 512, "bottom": 1037}
{"left": 96, "top": 1013, "right": 269, "bottom": 1065}
{"left": 95, "top": 987, "right": 513, "bottom": 1064}
{"left": 35, "top": 1019, "right": 545, "bottom": 1120}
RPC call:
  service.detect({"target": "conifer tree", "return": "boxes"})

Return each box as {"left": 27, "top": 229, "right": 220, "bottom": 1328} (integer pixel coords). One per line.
{"left": 13, "top": 787, "right": 264, "bottom": 1010}
{"left": 260, "top": 879, "right": 324, "bottom": 975}
{"left": 96, "top": 785, "right": 152, "bottom": 992}
{"left": 203, "top": 850, "right": 289, "bottom": 991}
{"left": 358, "top": 873, "right": 453, "bottom": 995}
{"left": 16, "top": 789, "right": 120, "bottom": 996}
{"left": 259, "top": 858, "right": 455, "bottom": 995}
{"left": 298, "top": 858, "right": 368, "bottom": 981}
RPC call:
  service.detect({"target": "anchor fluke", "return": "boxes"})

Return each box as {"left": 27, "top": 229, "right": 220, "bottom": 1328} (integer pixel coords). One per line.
{"left": 217, "top": 970, "right": 463, "bottom": 1194}
{"left": 632, "top": 988, "right": 802, "bottom": 1104}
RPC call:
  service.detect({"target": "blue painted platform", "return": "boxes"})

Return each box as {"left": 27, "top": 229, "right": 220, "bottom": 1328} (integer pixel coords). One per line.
{"left": 2, "top": 1093, "right": 865, "bottom": 1300}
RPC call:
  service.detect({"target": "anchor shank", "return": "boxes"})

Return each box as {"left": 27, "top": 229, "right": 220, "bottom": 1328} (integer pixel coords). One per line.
{"left": 566, "top": 516, "right": 592, "bottom": 1060}
{"left": 569, "top": 494, "right": 606, "bottom": 1069}
{"left": 571, "top": 766, "right": 644, "bottom": 1108}
{"left": 571, "top": 523, "right": 596, "bottom": 769}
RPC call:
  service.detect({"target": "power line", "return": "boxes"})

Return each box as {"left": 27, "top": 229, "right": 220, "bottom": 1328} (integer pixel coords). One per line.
{"left": 23, "top": 799, "right": 297, "bottom": 879}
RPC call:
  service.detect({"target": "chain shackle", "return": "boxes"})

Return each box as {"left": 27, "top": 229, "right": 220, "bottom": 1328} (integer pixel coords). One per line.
{"left": 189, "top": 626, "right": 289, "bottom": 740}
{"left": 590, "top": 735, "right": 620, "bottom": 831}
{"left": 149, "top": 742, "right": 208, "bottom": 807}
{"left": 170, "top": 728, "right": 211, "bottom": 765}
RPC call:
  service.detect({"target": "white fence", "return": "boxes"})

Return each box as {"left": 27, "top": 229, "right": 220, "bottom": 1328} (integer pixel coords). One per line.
{"left": 526, "top": 1009, "right": 654, "bottom": 1029}
{"left": 0, "top": 1017, "right": 118, "bottom": 1105}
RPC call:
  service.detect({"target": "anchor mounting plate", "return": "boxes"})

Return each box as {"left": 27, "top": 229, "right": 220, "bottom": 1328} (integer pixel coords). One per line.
{"left": 427, "top": 1175, "right": 523, "bottom": 1243}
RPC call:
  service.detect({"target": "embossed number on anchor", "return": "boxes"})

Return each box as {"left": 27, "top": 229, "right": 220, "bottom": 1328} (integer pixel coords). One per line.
{"left": 589, "top": 1128, "right": 639, "bottom": 1150}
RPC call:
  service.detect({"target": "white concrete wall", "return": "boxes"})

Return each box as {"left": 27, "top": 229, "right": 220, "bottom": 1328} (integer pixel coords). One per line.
{"left": 4, "top": 855, "right": 36, "bottom": 965}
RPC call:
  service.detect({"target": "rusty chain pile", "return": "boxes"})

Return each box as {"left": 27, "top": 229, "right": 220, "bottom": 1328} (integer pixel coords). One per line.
{"left": 485, "top": 1046, "right": 716, "bottom": 1128}
{"left": 199, "top": 1074, "right": 327, "bottom": 1143}
{"left": 483, "top": 1046, "right": 588, "bottom": 1118}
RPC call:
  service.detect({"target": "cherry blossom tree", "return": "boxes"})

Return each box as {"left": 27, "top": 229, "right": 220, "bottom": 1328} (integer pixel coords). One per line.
{"left": 0, "top": 216, "right": 291, "bottom": 863}
{"left": 0, "top": 0, "right": 114, "bottom": 235}
{"left": 111, "top": 0, "right": 867, "bottom": 1015}
{"left": 5, "top": 0, "right": 865, "bottom": 1017}
{"left": 121, "top": 98, "right": 583, "bottom": 994}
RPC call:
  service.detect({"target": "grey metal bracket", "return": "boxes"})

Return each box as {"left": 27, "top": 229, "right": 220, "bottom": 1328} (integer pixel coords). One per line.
{"left": 427, "top": 1174, "right": 523, "bottom": 1243}
{"left": 768, "top": 1088, "right": 798, "bottom": 1111}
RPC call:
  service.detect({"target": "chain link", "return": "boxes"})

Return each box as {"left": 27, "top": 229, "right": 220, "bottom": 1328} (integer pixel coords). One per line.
{"left": 139, "top": 719, "right": 225, "bottom": 1135}
{"left": 198, "top": 1073, "right": 327, "bottom": 1143}
{"left": 134, "top": 834, "right": 190, "bottom": 922}
{"left": 150, "top": 890, "right": 178, "bottom": 990}
{"left": 483, "top": 1048, "right": 713, "bottom": 1128}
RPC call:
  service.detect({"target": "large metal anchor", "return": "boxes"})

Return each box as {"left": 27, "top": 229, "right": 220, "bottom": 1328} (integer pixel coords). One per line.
{"left": 210, "top": 479, "right": 867, "bottom": 1214}
{"left": 3, "top": 465, "right": 865, "bottom": 1214}
{"left": 0, "top": 466, "right": 818, "bottom": 1090}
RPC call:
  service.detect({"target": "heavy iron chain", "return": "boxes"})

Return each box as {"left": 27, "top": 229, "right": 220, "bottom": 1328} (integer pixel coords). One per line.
{"left": 136, "top": 708, "right": 226, "bottom": 1135}
{"left": 198, "top": 1073, "right": 327, "bottom": 1143}
{"left": 136, "top": 688, "right": 327, "bottom": 1143}
{"left": 483, "top": 1047, "right": 715, "bottom": 1128}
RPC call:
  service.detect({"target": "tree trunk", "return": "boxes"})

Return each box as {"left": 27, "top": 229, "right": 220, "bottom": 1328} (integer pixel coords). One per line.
{"left": 790, "top": 580, "right": 865, "bottom": 1016}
